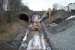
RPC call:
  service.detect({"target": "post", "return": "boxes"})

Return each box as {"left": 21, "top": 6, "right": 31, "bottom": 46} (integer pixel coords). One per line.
{"left": 48, "top": 8, "right": 52, "bottom": 23}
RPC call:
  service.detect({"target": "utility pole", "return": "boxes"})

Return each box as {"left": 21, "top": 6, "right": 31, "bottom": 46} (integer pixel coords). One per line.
{"left": 48, "top": 8, "right": 52, "bottom": 23}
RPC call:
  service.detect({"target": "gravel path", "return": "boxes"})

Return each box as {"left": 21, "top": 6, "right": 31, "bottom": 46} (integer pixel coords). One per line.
{"left": 47, "top": 18, "right": 75, "bottom": 50}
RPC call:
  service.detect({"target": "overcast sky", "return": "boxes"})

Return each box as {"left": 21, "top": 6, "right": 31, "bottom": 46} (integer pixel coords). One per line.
{"left": 21, "top": 0, "right": 75, "bottom": 11}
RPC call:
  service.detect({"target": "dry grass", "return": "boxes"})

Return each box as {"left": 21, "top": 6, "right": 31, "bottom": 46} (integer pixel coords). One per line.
{"left": 0, "top": 20, "right": 28, "bottom": 41}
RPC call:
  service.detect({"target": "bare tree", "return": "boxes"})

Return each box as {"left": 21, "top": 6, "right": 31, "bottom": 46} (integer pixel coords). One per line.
{"left": 53, "top": 3, "right": 58, "bottom": 10}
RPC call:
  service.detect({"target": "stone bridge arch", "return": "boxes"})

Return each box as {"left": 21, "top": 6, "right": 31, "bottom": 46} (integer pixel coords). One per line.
{"left": 18, "top": 12, "right": 30, "bottom": 23}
